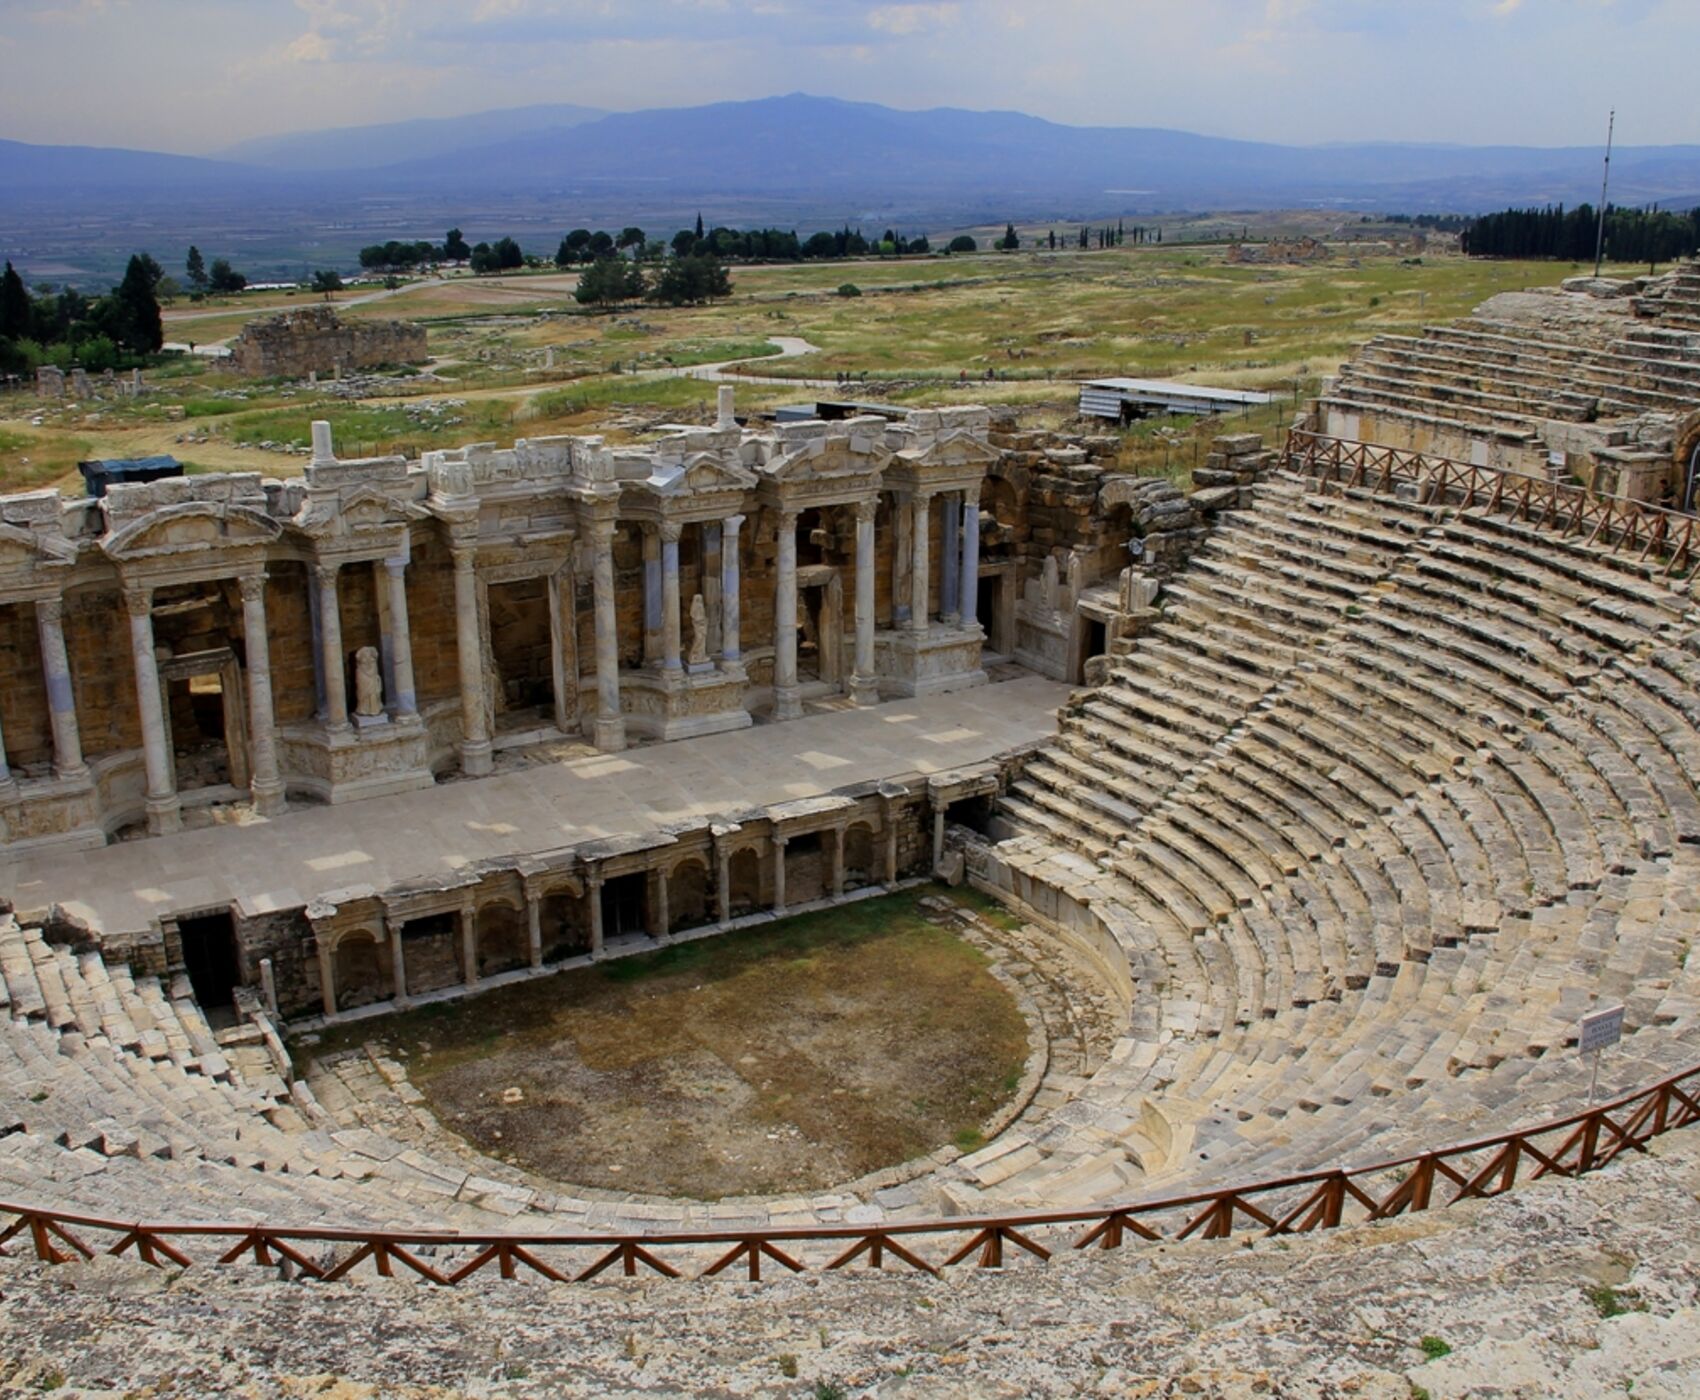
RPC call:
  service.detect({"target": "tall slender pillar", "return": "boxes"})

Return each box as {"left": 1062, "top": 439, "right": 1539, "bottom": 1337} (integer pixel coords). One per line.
{"left": 0, "top": 696, "right": 13, "bottom": 789}
{"left": 238, "top": 574, "right": 284, "bottom": 817}
{"left": 650, "top": 868, "right": 671, "bottom": 940}
{"left": 314, "top": 563, "right": 350, "bottom": 732}
{"left": 772, "top": 834, "right": 789, "bottom": 912}
{"left": 909, "top": 491, "right": 933, "bottom": 633}
{"left": 125, "top": 586, "right": 179, "bottom": 836}
{"left": 773, "top": 508, "right": 802, "bottom": 720}
{"left": 590, "top": 522, "right": 626, "bottom": 752}
{"left": 885, "top": 819, "right": 900, "bottom": 889}
{"left": 716, "top": 845, "right": 733, "bottom": 928}
{"left": 384, "top": 556, "right": 418, "bottom": 718}
{"left": 387, "top": 917, "right": 407, "bottom": 1005}
{"left": 850, "top": 499, "right": 879, "bottom": 705}
{"left": 642, "top": 526, "right": 662, "bottom": 666}
{"left": 459, "top": 901, "right": 478, "bottom": 989}
{"left": 526, "top": 893, "right": 543, "bottom": 969}
{"left": 587, "top": 873, "right": 606, "bottom": 958}
{"left": 720, "top": 514, "right": 744, "bottom": 667}
{"left": 960, "top": 485, "right": 982, "bottom": 633}
{"left": 34, "top": 598, "right": 85, "bottom": 779}
{"left": 318, "top": 939, "right": 337, "bottom": 1018}
{"left": 940, "top": 494, "right": 961, "bottom": 626}
{"left": 891, "top": 492, "right": 913, "bottom": 625}
{"left": 660, "top": 521, "right": 683, "bottom": 673}
{"left": 830, "top": 826, "right": 846, "bottom": 897}
{"left": 452, "top": 545, "right": 492, "bottom": 775}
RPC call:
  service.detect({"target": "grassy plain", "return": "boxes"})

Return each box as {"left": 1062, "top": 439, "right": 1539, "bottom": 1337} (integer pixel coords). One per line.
{"left": 0, "top": 238, "right": 1635, "bottom": 493}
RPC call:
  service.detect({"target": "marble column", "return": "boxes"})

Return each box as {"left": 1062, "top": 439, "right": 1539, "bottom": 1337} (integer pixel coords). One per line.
{"left": 590, "top": 523, "right": 626, "bottom": 752}
{"left": 459, "top": 901, "right": 478, "bottom": 989}
{"left": 933, "top": 804, "right": 948, "bottom": 871}
{"left": 772, "top": 834, "right": 789, "bottom": 913}
{"left": 716, "top": 846, "right": 732, "bottom": 927}
{"left": 526, "top": 893, "right": 543, "bottom": 969}
{"left": 720, "top": 514, "right": 744, "bottom": 667}
{"left": 830, "top": 826, "right": 846, "bottom": 897}
{"left": 850, "top": 499, "right": 879, "bottom": 705}
{"left": 587, "top": 874, "right": 606, "bottom": 959}
{"left": 314, "top": 563, "right": 350, "bottom": 732}
{"left": 941, "top": 494, "right": 961, "bottom": 626}
{"left": 660, "top": 521, "right": 682, "bottom": 673}
{"left": 773, "top": 508, "right": 802, "bottom": 720}
{"left": 238, "top": 574, "right": 285, "bottom": 817}
{"left": 318, "top": 939, "right": 337, "bottom": 1019}
{"left": 642, "top": 526, "right": 662, "bottom": 666}
{"left": 387, "top": 917, "right": 407, "bottom": 1005}
{"left": 960, "top": 485, "right": 982, "bottom": 633}
{"left": 650, "top": 868, "right": 671, "bottom": 940}
{"left": 125, "top": 586, "right": 179, "bottom": 836}
{"left": 384, "top": 557, "right": 418, "bottom": 718}
{"left": 452, "top": 546, "right": 492, "bottom": 776}
{"left": 34, "top": 598, "right": 85, "bottom": 780}
{"left": 891, "top": 492, "right": 913, "bottom": 625}
{"left": 909, "top": 491, "right": 933, "bottom": 633}
{"left": 885, "top": 820, "right": 900, "bottom": 889}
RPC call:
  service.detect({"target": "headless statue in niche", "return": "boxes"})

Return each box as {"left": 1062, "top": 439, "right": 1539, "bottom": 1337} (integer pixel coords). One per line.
{"left": 354, "top": 645, "right": 384, "bottom": 719}
{"left": 687, "top": 594, "right": 710, "bottom": 667}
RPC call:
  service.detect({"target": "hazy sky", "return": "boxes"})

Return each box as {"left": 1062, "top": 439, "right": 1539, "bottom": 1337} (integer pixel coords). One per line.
{"left": 1, "top": 0, "right": 1690, "bottom": 153}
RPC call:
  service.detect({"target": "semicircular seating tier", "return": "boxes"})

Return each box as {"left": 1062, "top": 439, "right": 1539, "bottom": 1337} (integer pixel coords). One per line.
{"left": 1, "top": 468, "right": 1698, "bottom": 1257}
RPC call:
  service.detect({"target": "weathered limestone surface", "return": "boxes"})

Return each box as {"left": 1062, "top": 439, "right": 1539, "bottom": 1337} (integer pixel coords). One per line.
{"left": 226, "top": 306, "right": 428, "bottom": 379}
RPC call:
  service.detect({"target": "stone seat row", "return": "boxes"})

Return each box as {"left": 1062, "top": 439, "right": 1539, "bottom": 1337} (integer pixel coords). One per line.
{"left": 975, "top": 473, "right": 1700, "bottom": 1209}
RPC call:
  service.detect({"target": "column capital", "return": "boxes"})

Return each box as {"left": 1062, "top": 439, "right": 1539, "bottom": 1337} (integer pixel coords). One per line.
{"left": 384, "top": 555, "right": 408, "bottom": 578}
{"left": 772, "top": 832, "right": 789, "bottom": 849}
{"left": 35, "top": 596, "right": 63, "bottom": 624}
{"left": 659, "top": 519, "right": 684, "bottom": 545}
{"left": 914, "top": 487, "right": 936, "bottom": 506}
{"left": 450, "top": 544, "right": 477, "bottom": 572}
{"left": 122, "top": 586, "right": 152, "bottom": 618}
{"left": 238, "top": 572, "right": 268, "bottom": 603}
{"left": 963, "top": 482, "right": 982, "bottom": 508}
{"left": 855, "top": 498, "right": 879, "bottom": 525}
{"left": 313, "top": 560, "right": 341, "bottom": 586}
{"left": 722, "top": 512, "right": 746, "bottom": 534}
{"left": 778, "top": 504, "right": 801, "bottom": 527}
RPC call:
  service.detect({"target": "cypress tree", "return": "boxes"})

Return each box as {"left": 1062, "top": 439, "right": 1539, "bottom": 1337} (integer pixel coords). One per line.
{"left": 0, "top": 261, "right": 30, "bottom": 342}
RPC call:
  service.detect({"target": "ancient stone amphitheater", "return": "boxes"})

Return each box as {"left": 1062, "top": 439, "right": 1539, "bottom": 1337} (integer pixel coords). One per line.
{"left": 4, "top": 275, "right": 1700, "bottom": 1396}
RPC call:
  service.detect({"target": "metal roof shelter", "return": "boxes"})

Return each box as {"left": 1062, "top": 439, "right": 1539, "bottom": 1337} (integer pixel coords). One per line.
{"left": 773, "top": 401, "right": 910, "bottom": 424}
{"left": 1079, "top": 378, "right": 1273, "bottom": 422}
{"left": 77, "top": 456, "right": 183, "bottom": 498}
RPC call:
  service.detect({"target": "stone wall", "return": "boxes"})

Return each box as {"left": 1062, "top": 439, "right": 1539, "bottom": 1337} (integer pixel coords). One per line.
{"left": 226, "top": 306, "right": 428, "bottom": 380}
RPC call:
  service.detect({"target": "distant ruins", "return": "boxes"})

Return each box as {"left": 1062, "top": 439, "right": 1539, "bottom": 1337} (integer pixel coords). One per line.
{"left": 225, "top": 305, "right": 428, "bottom": 379}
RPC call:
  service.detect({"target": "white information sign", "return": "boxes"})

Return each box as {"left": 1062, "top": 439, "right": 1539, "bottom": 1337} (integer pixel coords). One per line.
{"left": 1579, "top": 1005, "right": 1624, "bottom": 1055}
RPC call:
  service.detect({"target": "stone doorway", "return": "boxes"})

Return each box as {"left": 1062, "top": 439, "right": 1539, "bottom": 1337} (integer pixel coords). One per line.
{"left": 977, "top": 570, "right": 1017, "bottom": 658}
{"left": 161, "top": 649, "right": 249, "bottom": 799}
{"left": 601, "top": 872, "right": 648, "bottom": 941}
{"left": 796, "top": 566, "right": 843, "bottom": 689}
{"left": 486, "top": 577, "right": 558, "bottom": 734}
{"left": 176, "top": 909, "right": 241, "bottom": 1021}
{"left": 1074, "top": 615, "right": 1108, "bottom": 684}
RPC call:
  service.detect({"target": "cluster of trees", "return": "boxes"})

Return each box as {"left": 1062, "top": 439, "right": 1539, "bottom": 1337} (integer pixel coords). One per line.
{"left": 0, "top": 253, "right": 163, "bottom": 374}
{"left": 557, "top": 217, "right": 934, "bottom": 266}
{"left": 184, "top": 246, "right": 248, "bottom": 295}
{"left": 1461, "top": 204, "right": 1700, "bottom": 263}
{"left": 574, "top": 252, "right": 732, "bottom": 308}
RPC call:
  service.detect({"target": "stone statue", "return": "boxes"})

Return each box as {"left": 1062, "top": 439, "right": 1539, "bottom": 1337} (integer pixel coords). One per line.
{"left": 687, "top": 594, "right": 709, "bottom": 667}
{"left": 354, "top": 646, "right": 384, "bottom": 719}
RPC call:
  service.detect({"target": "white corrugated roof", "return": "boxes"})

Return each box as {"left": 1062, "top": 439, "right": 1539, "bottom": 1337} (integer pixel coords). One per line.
{"left": 1081, "top": 378, "right": 1272, "bottom": 405}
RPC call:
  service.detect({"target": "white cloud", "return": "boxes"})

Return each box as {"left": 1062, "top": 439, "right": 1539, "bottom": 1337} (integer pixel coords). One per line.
{"left": 867, "top": 3, "right": 960, "bottom": 37}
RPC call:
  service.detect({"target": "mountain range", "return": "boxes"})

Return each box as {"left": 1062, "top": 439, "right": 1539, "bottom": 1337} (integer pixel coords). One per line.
{"left": 6, "top": 93, "right": 1696, "bottom": 215}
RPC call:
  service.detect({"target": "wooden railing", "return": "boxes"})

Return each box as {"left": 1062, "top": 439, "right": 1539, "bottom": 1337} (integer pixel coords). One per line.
{"left": 2, "top": 1062, "right": 1695, "bottom": 1287}
{"left": 1283, "top": 428, "right": 1700, "bottom": 577}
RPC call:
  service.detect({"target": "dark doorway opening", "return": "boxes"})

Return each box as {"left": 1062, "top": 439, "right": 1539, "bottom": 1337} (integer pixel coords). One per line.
{"left": 487, "top": 578, "right": 555, "bottom": 732}
{"left": 601, "top": 873, "right": 648, "bottom": 939}
{"left": 977, "top": 574, "right": 998, "bottom": 636}
{"left": 1077, "top": 617, "right": 1107, "bottom": 683}
{"left": 169, "top": 673, "right": 231, "bottom": 790}
{"left": 178, "top": 910, "right": 241, "bottom": 1018}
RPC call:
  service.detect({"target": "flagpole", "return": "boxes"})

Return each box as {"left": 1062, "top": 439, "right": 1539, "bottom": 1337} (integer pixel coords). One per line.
{"left": 1594, "top": 109, "right": 1615, "bottom": 278}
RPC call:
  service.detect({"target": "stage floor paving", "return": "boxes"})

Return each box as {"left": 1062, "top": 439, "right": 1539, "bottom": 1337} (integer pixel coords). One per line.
{"left": 1, "top": 675, "right": 1071, "bottom": 937}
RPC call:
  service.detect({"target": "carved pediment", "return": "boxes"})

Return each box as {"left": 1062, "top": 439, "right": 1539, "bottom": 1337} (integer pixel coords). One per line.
{"left": 0, "top": 522, "right": 75, "bottom": 580}
{"left": 102, "top": 502, "right": 281, "bottom": 561}
{"left": 766, "top": 435, "right": 890, "bottom": 484}
{"left": 897, "top": 429, "right": 998, "bottom": 469}
{"left": 680, "top": 453, "right": 756, "bottom": 493}
{"left": 294, "top": 484, "right": 425, "bottom": 537}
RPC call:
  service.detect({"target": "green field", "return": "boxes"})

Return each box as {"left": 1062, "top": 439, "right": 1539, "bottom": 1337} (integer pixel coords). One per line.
{"left": 0, "top": 239, "right": 1627, "bottom": 492}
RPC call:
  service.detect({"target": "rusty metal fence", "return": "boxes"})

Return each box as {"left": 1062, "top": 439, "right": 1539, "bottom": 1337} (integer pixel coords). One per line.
{"left": 2, "top": 1062, "right": 1695, "bottom": 1286}
{"left": 1283, "top": 428, "right": 1700, "bottom": 577}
